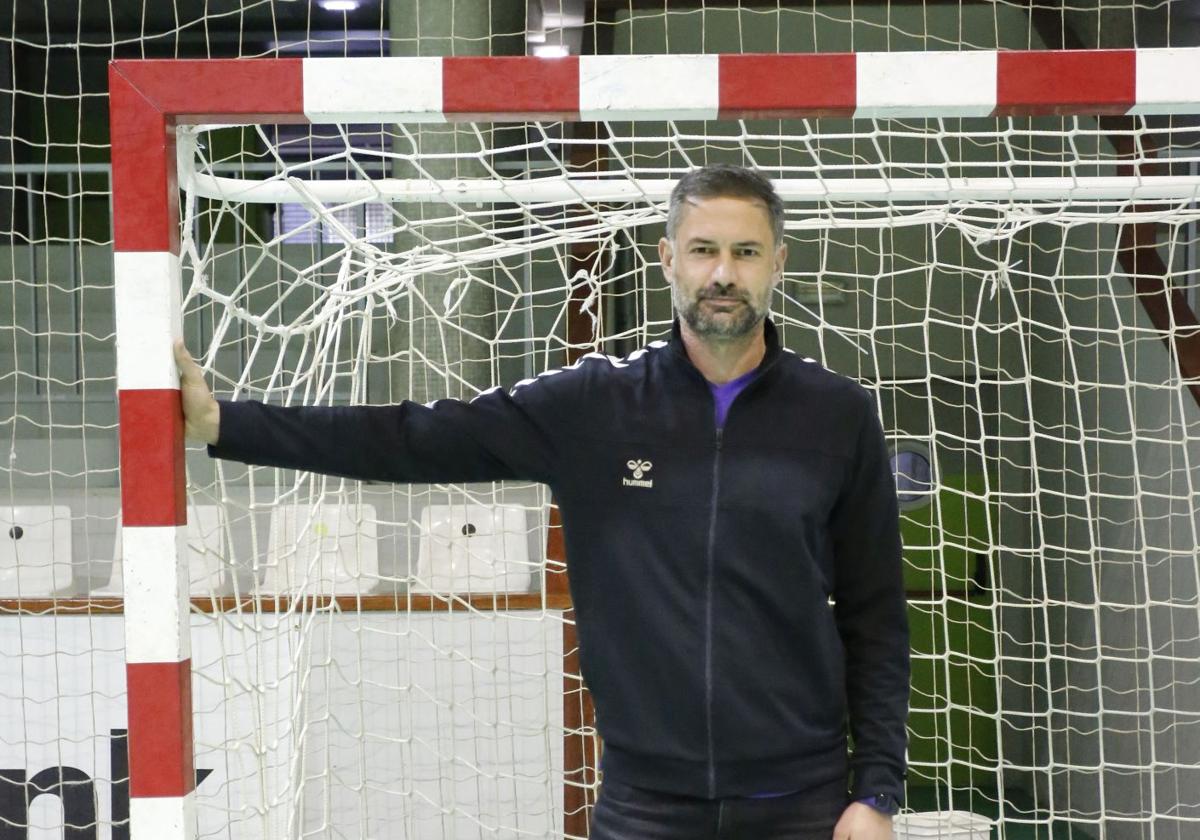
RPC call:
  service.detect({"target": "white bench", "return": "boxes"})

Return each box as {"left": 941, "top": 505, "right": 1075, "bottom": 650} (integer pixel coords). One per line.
{"left": 260, "top": 502, "right": 378, "bottom": 595}
{"left": 0, "top": 505, "right": 73, "bottom": 597}
{"left": 411, "top": 503, "right": 531, "bottom": 594}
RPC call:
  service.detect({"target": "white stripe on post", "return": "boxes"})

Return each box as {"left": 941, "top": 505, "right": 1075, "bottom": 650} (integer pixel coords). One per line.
{"left": 130, "top": 792, "right": 196, "bottom": 839}
{"left": 123, "top": 525, "right": 191, "bottom": 664}
{"left": 579, "top": 55, "right": 719, "bottom": 121}
{"left": 855, "top": 51, "right": 997, "bottom": 118}
{"left": 303, "top": 56, "right": 444, "bottom": 123}
{"left": 114, "top": 251, "right": 183, "bottom": 392}
{"left": 1130, "top": 48, "right": 1200, "bottom": 115}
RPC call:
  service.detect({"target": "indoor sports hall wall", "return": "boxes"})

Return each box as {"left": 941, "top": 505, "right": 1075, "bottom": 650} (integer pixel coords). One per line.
{"left": 1, "top": 2, "right": 1199, "bottom": 840}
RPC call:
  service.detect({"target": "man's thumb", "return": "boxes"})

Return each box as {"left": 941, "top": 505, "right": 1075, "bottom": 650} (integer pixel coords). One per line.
{"left": 174, "top": 339, "right": 200, "bottom": 379}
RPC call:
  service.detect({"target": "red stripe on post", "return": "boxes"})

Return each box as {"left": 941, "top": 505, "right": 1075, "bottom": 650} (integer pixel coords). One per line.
{"left": 127, "top": 659, "right": 195, "bottom": 798}
{"left": 110, "top": 59, "right": 306, "bottom": 123}
{"left": 118, "top": 389, "right": 186, "bottom": 527}
{"left": 443, "top": 56, "right": 580, "bottom": 120}
{"left": 996, "top": 49, "right": 1135, "bottom": 116}
{"left": 719, "top": 54, "right": 856, "bottom": 118}
{"left": 108, "top": 60, "right": 306, "bottom": 252}
{"left": 109, "top": 65, "right": 177, "bottom": 254}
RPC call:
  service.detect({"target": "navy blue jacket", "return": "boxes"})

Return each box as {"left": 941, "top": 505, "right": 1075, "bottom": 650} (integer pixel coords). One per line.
{"left": 209, "top": 318, "right": 909, "bottom": 803}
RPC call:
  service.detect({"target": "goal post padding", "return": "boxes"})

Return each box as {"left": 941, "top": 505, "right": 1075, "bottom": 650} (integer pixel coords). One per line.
{"left": 109, "top": 50, "right": 1200, "bottom": 840}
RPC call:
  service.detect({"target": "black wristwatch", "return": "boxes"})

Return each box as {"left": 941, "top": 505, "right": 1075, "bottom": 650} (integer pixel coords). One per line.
{"left": 859, "top": 793, "right": 900, "bottom": 816}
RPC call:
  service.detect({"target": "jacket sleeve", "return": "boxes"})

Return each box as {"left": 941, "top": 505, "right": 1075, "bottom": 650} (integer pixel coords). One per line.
{"left": 207, "top": 381, "right": 559, "bottom": 486}
{"left": 828, "top": 389, "right": 910, "bottom": 804}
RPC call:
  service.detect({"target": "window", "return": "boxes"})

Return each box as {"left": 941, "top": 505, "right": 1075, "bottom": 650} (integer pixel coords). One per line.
{"left": 275, "top": 202, "right": 393, "bottom": 244}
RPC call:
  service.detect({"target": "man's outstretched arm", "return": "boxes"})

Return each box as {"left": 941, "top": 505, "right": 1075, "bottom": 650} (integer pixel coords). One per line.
{"left": 174, "top": 340, "right": 559, "bottom": 486}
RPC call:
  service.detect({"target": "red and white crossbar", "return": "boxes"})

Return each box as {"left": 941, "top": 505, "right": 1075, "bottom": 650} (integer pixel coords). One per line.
{"left": 108, "top": 47, "right": 1200, "bottom": 839}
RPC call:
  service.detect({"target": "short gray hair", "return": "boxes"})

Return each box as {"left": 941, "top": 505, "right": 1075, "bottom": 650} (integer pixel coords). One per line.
{"left": 665, "top": 164, "right": 785, "bottom": 245}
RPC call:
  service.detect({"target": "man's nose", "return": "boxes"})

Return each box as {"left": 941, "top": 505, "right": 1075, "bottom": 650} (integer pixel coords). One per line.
{"left": 711, "top": 250, "right": 735, "bottom": 282}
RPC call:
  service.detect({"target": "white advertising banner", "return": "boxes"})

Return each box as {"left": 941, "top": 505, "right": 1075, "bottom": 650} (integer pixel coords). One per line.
{"left": 0, "top": 614, "right": 297, "bottom": 840}
{"left": 0, "top": 613, "right": 562, "bottom": 840}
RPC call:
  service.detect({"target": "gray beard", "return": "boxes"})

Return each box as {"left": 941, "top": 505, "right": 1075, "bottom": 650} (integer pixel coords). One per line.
{"left": 673, "top": 285, "right": 770, "bottom": 340}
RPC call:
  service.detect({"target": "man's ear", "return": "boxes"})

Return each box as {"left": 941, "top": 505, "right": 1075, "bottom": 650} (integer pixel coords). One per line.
{"left": 658, "top": 236, "right": 675, "bottom": 281}
{"left": 773, "top": 241, "right": 788, "bottom": 286}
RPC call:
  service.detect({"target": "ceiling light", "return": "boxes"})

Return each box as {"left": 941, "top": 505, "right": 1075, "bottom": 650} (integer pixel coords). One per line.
{"left": 318, "top": 0, "right": 360, "bottom": 11}
{"left": 533, "top": 44, "right": 570, "bottom": 58}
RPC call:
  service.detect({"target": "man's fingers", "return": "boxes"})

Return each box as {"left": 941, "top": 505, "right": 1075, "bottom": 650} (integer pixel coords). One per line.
{"left": 173, "top": 339, "right": 220, "bottom": 443}
{"left": 174, "top": 339, "right": 212, "bottom": 401}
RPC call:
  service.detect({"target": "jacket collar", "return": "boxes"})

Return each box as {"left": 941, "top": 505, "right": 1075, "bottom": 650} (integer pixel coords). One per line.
{"left": 667, "top": 316, "right": 785, "bottom": 380}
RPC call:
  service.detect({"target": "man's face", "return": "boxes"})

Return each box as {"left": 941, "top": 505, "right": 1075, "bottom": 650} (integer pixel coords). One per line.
{"left": 659, "top": 195, "right": 786, "bottom": 341}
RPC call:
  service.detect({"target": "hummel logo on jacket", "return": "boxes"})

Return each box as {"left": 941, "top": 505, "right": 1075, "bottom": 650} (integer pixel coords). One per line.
{"left": 208, "top": 318, "right": 910, "bottom": 805}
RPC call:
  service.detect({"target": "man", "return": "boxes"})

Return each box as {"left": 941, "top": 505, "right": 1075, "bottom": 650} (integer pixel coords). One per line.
{"left": 176, "top": 164, "right": 909, "bottom": 840}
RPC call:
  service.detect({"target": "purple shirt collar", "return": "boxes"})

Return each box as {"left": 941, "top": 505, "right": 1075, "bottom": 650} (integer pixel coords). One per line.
{"left": 708, "top": 369, "right": 758, "bottom": 429}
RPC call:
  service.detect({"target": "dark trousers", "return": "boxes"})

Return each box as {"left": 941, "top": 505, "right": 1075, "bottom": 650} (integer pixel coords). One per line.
{"left": 589, "top": 777, "right": 848, "bottom": 840}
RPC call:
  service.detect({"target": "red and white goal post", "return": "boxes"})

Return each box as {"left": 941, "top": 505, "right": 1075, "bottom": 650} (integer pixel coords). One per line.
{"left": 109, "top": 50, "right": 1200, "bottom": 840}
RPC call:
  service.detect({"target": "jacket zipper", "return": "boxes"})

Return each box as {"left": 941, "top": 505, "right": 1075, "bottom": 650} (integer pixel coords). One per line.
{"left": 691, "top": 358, "right": 763, "bottom": 797}
{"left": 704, "top": 425, "right": 723, "bottom": 797}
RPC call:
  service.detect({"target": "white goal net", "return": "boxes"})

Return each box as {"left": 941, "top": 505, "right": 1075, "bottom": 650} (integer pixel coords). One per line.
{"left": 165, "top": 107, "right": 1200, "bottom": 839}
{"left": 3, "top": 4, "right": 1200, "bottom": 840}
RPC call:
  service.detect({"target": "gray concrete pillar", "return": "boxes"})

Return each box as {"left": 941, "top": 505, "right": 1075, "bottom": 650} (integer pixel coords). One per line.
{"left": 379, "top": 0, "right": 525, "bottom": 404}
{"left": 0, "top": 41, "right": 13, "bottom": 246}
